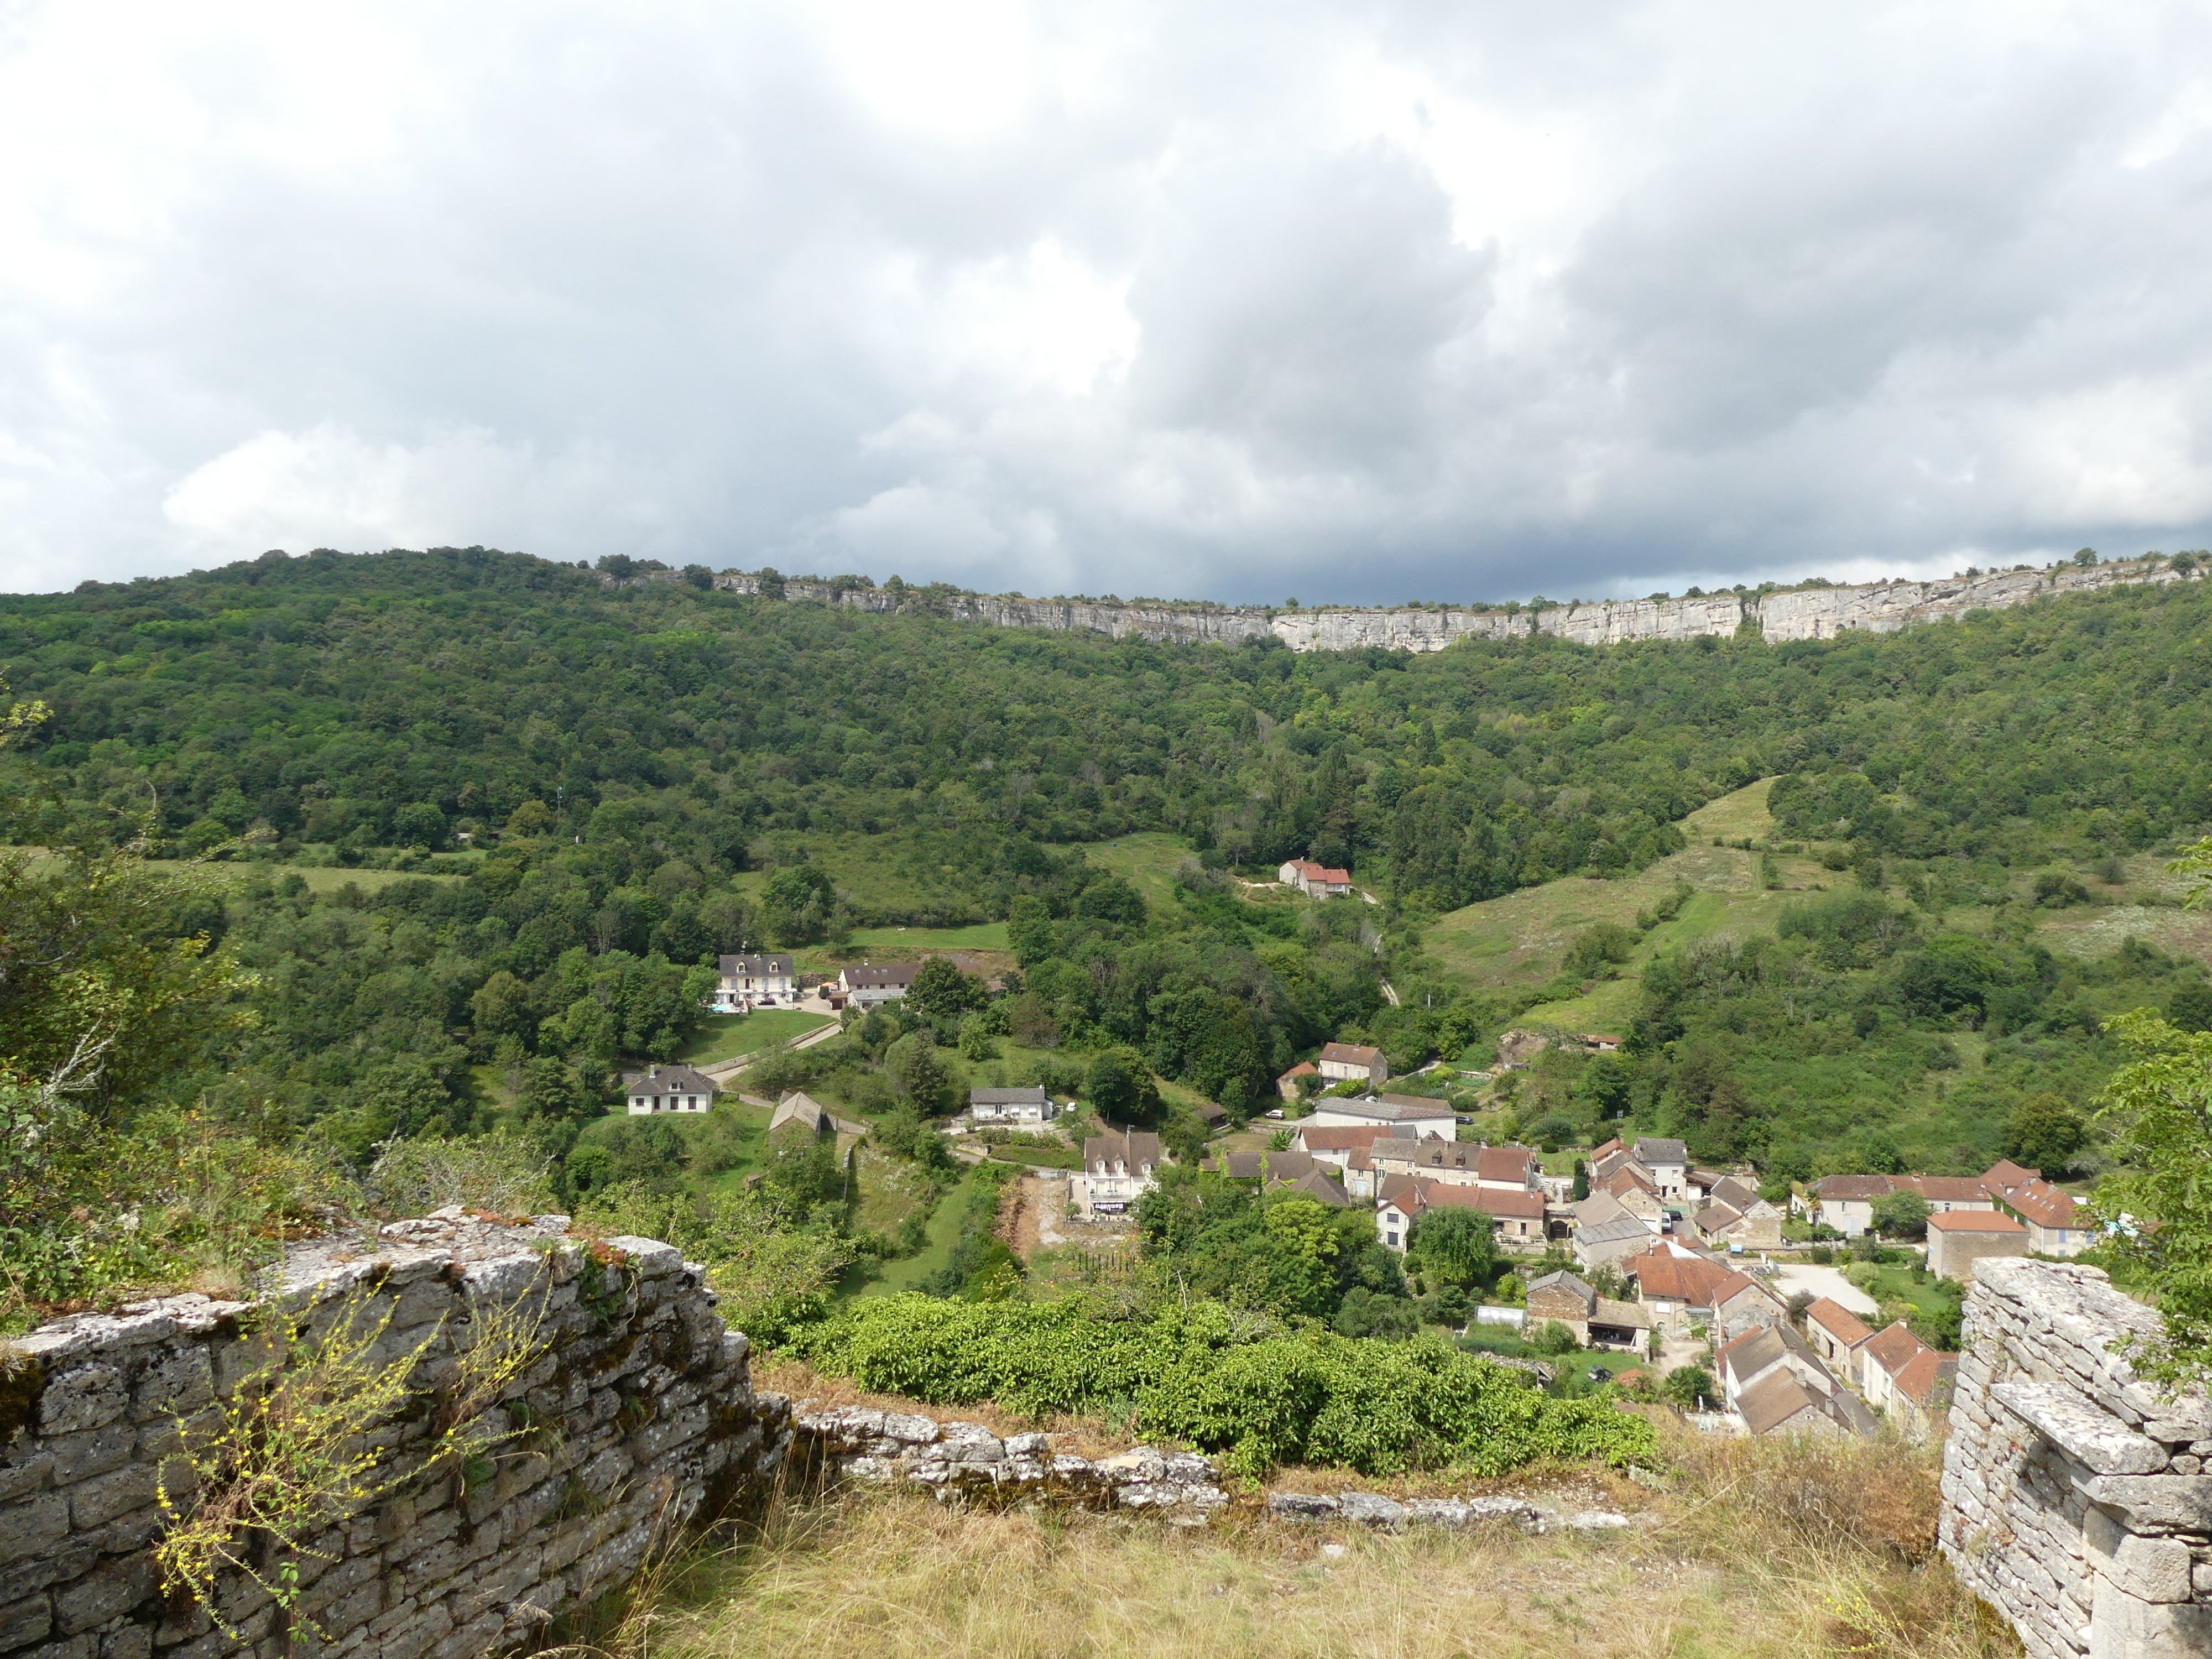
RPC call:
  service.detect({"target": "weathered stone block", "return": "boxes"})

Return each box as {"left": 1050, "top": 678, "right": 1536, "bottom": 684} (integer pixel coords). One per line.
{"left": 37, "top": 1366, "right": 126, "bottom": 1437}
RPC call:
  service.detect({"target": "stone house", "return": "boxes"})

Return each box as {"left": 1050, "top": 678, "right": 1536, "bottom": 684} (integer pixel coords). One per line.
{"left": 1926, "top": 1209, "right": 2030, "bottom": 1282}
{"left": 1736, "top": 1370, "right": 1849, "bottom": 1438}
{"left": 713, "top": 952, "right": 794, "bottom": 1011}
{"left": 1525, "top": 1270, "right": 1649, "bottom": 1350}
{"left": 1275, "top": 1060, "right": 1319, "bottom": 1100}
{"left": 624, "top": 1062, "right": 719, "bottom": 1115}
{"left": 768, "top": 1091, "right": 869, "bottom": 1143}
{"left": 1859, "top": 1322, "right": 1954, "bottom": 1438}
{"left": 1574, "top": 1214, "right": 1662, "bottom": 1272}
{"left": 1277, "top": 859, "right": 1354, "bottom": 898}
{"left": 1375, "top": 1177, "right": 1547, "bottom": 1253}
{"left": 1693, "top": 1194, "right": 1786, "bottom": 1250}
{"left": 1316, "top": 1041, "right": 1387, "bottom": 1088}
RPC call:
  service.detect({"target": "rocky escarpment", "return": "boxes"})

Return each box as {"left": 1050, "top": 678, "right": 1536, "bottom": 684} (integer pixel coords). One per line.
{"left": 716, "top": 557, "right": 2197, "bottom": 654}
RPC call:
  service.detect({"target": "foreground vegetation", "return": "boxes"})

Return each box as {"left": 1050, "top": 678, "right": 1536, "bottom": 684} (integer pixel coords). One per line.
{"left": 568, "top": 1426, "right": 2014, "bottom": 1659}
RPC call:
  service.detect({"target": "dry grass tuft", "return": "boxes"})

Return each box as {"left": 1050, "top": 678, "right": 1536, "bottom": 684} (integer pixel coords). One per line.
{"left": 551, "top": 1422, "right": 2020, "bottom": 1659}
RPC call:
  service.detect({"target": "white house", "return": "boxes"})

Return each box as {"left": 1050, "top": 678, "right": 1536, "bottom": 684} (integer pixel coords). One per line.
{"left": 713, "top": 953, "right": 796, "bottom": 1011}
{"left": 1630, "top": 1137, "right": 1689, "bottom": 1199}
{"left": 625, "top": 1063, "right": 719, "bottom": 1115}
{"left": 1081, "top": 1129, "right": 1165, "bottom": 1216}
{"left": 837, "top": 962, "right": 919, "bottom": 1007}
{"left": 969, "top": 1085, "right": 1058, "bottom": 1125}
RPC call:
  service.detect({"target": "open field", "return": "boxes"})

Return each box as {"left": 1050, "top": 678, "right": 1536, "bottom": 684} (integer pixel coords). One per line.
{"left": 17, "top": 850, "right": 465, "bottom": 893}
{"left": 1085, "top": 831, "right": 1197, "bottom": 912}
{"left": 606, "top": 1427, "right": 2002, "bottom": 1659}
{"left": 677, "top": 1009, "right": 838, "bottom": 1068}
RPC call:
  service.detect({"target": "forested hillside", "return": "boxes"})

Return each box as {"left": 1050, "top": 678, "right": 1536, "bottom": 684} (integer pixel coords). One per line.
{"left": 4, "top": 545, "right": 2212, "bottom": 1324}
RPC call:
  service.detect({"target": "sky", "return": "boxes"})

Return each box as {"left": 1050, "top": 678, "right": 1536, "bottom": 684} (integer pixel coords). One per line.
{"left": 6, "top": 1, "right": 2212, "bottom": 604}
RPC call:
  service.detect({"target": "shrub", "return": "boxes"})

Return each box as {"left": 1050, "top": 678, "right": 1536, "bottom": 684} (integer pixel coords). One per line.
{"left": 784, "top": 1293, "right": 1657, "bottom": 1478}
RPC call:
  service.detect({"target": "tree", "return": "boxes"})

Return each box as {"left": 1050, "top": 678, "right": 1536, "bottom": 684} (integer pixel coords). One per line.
{"left": 1870, "top": 1189, "right": 1931, "bottom": 1240}
{"left": 1664, "top": 1365, "right": 1717, "bottom": 1412}
{"left": 1572, "top": 1159, "right": 1590, "bottom": 1202}
{"left": 1407, "top": 1206, "right": 1498, "bottom": 1288}
{"left": 895, "top": 1039, "right": 959, "bottom": 1118}
{"left": 2091, "top": 1009, "right": 2212, "bottom": 1381}
{"left": 1085, "top": 1047, "right": 1161, "bottom": 1126}
{"left": 2004, "top": 1094, "right": 2086, "bottom": 1177}
{"left": 2169, "top": 982, "right": 2212, "bottom": 1035}
{"left": 392, "top": 801, "right": 448, "bottom": 849}
{"left": 469, "top": 971, "right": 537, "bottom": 1045}
{"left": 908, "top": 956, "right": 988, "bottom": 1034}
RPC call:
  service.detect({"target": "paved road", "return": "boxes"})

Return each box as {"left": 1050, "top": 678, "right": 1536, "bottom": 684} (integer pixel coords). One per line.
{"left": 1767, "top": 1261, "right": 1879, "bottom": 1316}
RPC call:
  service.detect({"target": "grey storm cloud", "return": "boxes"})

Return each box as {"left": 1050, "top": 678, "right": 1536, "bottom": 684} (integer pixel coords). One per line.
{"left": 5, "top": 0, "right": 2212, "bottom": 603}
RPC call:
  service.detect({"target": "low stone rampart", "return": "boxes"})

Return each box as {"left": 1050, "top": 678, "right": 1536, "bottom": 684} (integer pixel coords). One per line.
{"left": 1940, "top": 1259, "right": 2212, "bottom": 1658}
{"left": 0, "top": 1212, "right": 792, "bottom": 1659}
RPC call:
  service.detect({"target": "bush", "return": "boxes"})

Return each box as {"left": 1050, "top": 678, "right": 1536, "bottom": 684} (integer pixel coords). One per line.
{"left": 784, "top": 1293, "right": 1657, "bottom": 1478}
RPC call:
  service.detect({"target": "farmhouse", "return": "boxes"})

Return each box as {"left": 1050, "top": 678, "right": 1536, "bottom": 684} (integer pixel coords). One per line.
{"left": 1315, "top": 1041, "right": 1387, "bottom": 1088}
{"left": 1981, "top": 1165, "right": 2090, "bottom": 1256}
{"left": 623, "top": 1063, "right": 719, "bottom": 1115}
{"left": 1275, "top": 1061, "right": 1319, "bottom": 1100}
{"left": 1810, "top": 1173, "right": 1893, "bottom": 1237}
{"left": 1374, "top": 1176, "right": 1546, "bottom": 1253}
{"left": 712, "top": 952, "right": 795, "bottom": 1011}
{"left": 1277, "top": 859, "right": 1354, "bottom": 898}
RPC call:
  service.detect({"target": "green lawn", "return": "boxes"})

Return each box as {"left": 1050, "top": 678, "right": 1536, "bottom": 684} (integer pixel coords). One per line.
{"left": 676, "top": 1009, "right": 836, "bottom": 1067}
{"left": 864, "top": 1166, "right": 980, "bottom": 1295}
{"left": 844, "top": 921, "right": 1009, "bottom": 952}
{"left": 984, "top": 1142, "right": 1082, "bottom": 1171}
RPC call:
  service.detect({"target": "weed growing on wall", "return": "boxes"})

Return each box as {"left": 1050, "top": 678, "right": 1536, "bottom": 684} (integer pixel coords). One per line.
{"left": 155, "top": 1277, "right": 550, "bottom": 1635}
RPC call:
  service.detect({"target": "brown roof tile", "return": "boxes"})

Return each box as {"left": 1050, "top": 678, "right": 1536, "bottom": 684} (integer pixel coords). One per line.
{"left": 1805, "top": 1298, "right": 1875, "bottom": 1348}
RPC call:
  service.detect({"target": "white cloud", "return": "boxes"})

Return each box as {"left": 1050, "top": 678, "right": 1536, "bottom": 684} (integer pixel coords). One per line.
{"left": 5, "top": 0, "right": 2212, "bottom": 599}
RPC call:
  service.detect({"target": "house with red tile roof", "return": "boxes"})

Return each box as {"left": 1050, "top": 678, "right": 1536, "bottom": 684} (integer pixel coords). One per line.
{"left": 1981, "top": 1166, "right": 2090, "bottom": 1255}
{"left": 1621, "top": 1246, "right": 1785, "bottom": 1338}
{"left": 1859, "top": 1321, "right": 1955, "bottom": 1439}
{"left": 1277, "top": 859, "right": 1354, "bottom": 898}
{"left": 1275, "top": 1060, "right": 1319, "bottom": 1101}
{"left": 1375, "top": 1175, "right": 1547, "bottom": 1253}
{"left": 1810, "top": 1173, "right": 1894, "bottom": 1236}
{"left": 1802, "top": 1297, "right": 1877, "bottom": 1383}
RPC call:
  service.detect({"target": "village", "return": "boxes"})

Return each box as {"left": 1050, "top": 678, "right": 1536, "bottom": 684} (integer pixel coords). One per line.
{"left": 618, "top": 948, "right": 2101, "bottom": 1447}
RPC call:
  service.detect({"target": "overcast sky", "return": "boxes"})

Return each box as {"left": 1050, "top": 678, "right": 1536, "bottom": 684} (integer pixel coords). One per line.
{"left": 6, "top": 2, "right": 2212, "bottom": 603}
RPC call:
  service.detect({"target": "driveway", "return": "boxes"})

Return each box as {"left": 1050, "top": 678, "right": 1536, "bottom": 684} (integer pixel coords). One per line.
{"left": 1767, "top": 1261, "right": 1879, "bottom": 1316}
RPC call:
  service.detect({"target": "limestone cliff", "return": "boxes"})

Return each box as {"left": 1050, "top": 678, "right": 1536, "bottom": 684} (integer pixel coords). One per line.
{"left": 716, "top": 558, "right": 2195, "bottom": 654}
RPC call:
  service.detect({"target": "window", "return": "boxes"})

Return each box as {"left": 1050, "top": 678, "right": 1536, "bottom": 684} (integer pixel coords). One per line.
{"left": 1386, "top": 1232, "right": 1399, "bottom": 1248}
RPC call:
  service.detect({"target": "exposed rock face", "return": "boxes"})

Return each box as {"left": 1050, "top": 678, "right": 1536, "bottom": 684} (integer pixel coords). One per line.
{"left": 1940, "top": 1259, "right": 2212, "bottom": 1659}
{"left": 0, "top": 1211, "right": 792, "bottom": 1659}
{"left": 717, "top": 561, "right": 2195, "bottom": 655}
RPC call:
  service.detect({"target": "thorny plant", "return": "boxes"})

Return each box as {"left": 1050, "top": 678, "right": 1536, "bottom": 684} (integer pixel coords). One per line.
{"left": 155, "top": 1276, "right": 550, "bottom": 1639}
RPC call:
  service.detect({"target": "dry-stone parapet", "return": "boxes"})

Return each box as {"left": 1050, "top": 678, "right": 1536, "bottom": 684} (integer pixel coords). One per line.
{"left": 718, "top": 560, "right": 2196, "bottom": 657}
{"left": 0, "top": 1211, "right": 793, "bottom": 1659}
{"left": 1940, "top": 1259, "right": 2212, "bottom": 1659}
{"left": 792, "top": 1406, "right": 1631, "bottom": 1533}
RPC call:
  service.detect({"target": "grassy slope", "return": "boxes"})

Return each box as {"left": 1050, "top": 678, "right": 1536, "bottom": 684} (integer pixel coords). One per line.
{"left": 1425, "top": 779, "right": 2212, "bottom": 1049}
{"left": 1426, "top": 779, "right": 1817, "bottom": 1035}
{"left": 863, "top": 1167, "right": 981, "bottom": 1296}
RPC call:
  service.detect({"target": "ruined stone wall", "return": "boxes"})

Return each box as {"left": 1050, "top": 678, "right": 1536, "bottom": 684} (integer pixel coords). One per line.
{"left": 0, "top": 1213, "right": 792, "bottom": 1659}
{"left": 1940, "top": 1259, "right": 2211, "bottom": 1658}
{"left": 717, "top": 561, "right": 2197, "bottom": 656}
